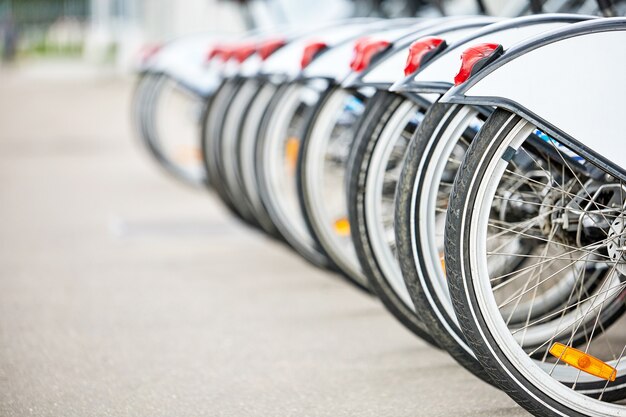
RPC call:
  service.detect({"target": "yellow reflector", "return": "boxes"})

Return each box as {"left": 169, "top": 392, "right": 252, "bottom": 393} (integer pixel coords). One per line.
{"left": 334, "top": 218, "right": 351, "bottom": 236}
{"left": 285, "top": 137, "right": 300, "bottom": 172}
{"left": 440, "top": 253, "right": 446, "bottom": 274}
{"left": 549, "top": 342, "right": 617, "bottom": 382}
{"left": 174, "top": 145, "right": 202, "bottom": 164}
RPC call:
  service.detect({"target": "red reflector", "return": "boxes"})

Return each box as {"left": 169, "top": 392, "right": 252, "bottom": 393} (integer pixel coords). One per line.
{"left": 350, "top": 38, "right": 390, "bottom": 72}
{"left": 139, "top": 43, "right": 162, "bottom": 63}
{"left": 301, "top": 41, "right": 327, "bottom": 69}
{"left": 454, "top": 43, "right": 503, "bottom": 86}
{"left": 258, "top": 38, "right": 286, "bottom": 60}
{"left": 207, "top": 44, "right": 233, "bottom": 62}
{"left": 233, "top": 42, "right": 256, "bottom": 63}
{"left": 403, "top": 37, "right": 446, "bottom": 76}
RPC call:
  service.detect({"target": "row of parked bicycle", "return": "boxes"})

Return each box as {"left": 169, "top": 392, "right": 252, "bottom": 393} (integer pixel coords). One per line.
{"left": 133, "top": 8, "right": 626, "bottom": 416}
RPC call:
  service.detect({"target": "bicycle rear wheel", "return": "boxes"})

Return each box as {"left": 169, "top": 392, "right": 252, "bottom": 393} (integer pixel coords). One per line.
{"left": 299, "top": 86, "right": 374, "bottom": 291}
{"left": 348, "top": 90, "right": 437, "bottom": 343}
{"left": 446, "top": 109, "right": 626, "bottom": 416}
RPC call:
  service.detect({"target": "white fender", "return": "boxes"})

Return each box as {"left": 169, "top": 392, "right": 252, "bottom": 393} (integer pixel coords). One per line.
{"left": 345, "top": 17, "right": 497, "bottom": 88}
{"left": 301, "top": 20, "right": 425, "bottom": 83}
{"left": 145, "top": 33, "right": 225, "bottom": 96}
{"left": 259, "top": 19, "right": 380, "bottom": 81}
{"left": 441, "top": 18, "right": 626, "bottom": 175}
{"left": 391, "top": 14, "right": 592, "bottom": 94}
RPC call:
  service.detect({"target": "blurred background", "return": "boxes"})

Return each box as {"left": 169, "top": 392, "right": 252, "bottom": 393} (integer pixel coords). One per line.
{"left": 0, "top": 0, "right": 245, "bottom": 71}
{"left": 0, "top": 0, "right": 518, "bottom": 71}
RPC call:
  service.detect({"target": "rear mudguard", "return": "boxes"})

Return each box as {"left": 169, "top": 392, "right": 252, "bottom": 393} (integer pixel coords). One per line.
{"left": 341, "top": 16, "right": 498, "bottom": 90}
{"left": 301, "top": 18, "right": 426, "bottom": 84}
{"left": 258, "top": 18, "right": 381, "bottom": 82}
{"left": 142, "top": 33, "right": 226, "bottom": 97}
{"left": 390, "top": 13, "right": 593, "bottom": 94}
{"left": 441, "top": 18, "right": 626, "bottom": 180}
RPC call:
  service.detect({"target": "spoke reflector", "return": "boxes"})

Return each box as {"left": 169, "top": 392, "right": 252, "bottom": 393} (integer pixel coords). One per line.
{"left": 334, "top": 218, "right": 351, "bottom": 236}
{"left": 285, "top": 137, "right": 300, "bottom": 172}
{"left": 549, "top": 343, "right": 617, "bottom": 382}
{"left": 174, "top": 145, "right": 202, "bottom": 165}
{"left": 440, "top": 254, "right": 446, "bottom": 274}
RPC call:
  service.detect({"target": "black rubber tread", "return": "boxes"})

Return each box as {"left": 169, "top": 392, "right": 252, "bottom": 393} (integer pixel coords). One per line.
{"left": 297, "top": 85, "right": 372, "bottom": 294}
{"left": 212, "top": 78, "right": 277, "bottom": 235}
{"left": 445, "top": 108, "right": 624, "bottom": 417}
{"left": 254, "top": 82, "right": 335, "bottom": 270}
{"left": 133, "top": 73, "right": 207, "bottom": 187}
{"left": 132, "top": 73, "right": 157, "bottom": 159}
{"left": 200, "top": 79, "right": 260, "bottom": 229}
{"left": 395, "top": 102, "right": 496, "bottom": 386}
{"left": 209, "top": 78, "right": 261, "bottom": 227}
{"left": 347, "top": 90, "right": 439, "bottom": 346}
{"left": 230, "top": 80, "right": 284, "bottom": 240}
{"left": 234, "top": 82, "right": 287, "bottom": 242}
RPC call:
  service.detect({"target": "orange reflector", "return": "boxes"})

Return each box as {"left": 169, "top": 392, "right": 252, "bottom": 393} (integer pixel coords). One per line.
{"left": 174, "top": 145, "right": 202, "bottom": 164}
{"left": 285, "top": 137, "right": 300, "bottom": 172}
{"left": 334, "top": 218, "right": 351, "bottom": 236}
{"left": 440, "top": 254, "right": 446, "bottom": 274}
{"left": 549, "top": 343, "right": 617, "bottom": 382}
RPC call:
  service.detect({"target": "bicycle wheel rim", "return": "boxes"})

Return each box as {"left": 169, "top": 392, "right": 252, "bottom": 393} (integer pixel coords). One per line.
{"left": 144, "top": 74, "right": 207, "bottom": 186}
{"left": 238, "top": 82, "right": 283, "bottom": 237}
{"left": 364, "top": 99, "right": 424, "bottom": 308}
{"left": 300, "top": 86, "right": 373, "bottom": 288}
{"left": 256, "top": 81, "right": 332, "bottom": 268}
{"left": 463, "top": 112, "right": 626, "bottom": 415}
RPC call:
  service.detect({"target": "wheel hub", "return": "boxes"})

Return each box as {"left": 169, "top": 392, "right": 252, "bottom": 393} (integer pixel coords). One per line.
{"left": 607, "top": 217, "right": 626, "bottom": 276}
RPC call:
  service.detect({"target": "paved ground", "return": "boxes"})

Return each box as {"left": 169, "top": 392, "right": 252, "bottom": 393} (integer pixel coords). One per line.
{"left": 0, "top": 65, "right": 529, "bottom": 417}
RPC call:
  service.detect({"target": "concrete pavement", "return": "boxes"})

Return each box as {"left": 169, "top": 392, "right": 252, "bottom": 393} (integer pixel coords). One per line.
{"left": 0, "top": 67, "right": 529, "bottom": 417}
